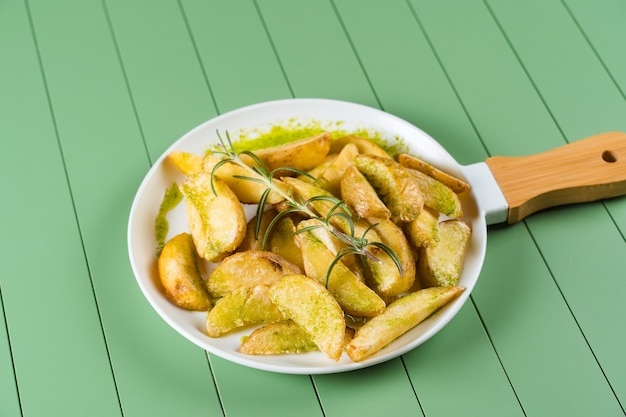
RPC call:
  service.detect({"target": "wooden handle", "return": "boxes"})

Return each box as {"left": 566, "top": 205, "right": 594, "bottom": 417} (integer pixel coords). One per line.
{"left": 485, "top": 132, "right": 626, "bottom": 223}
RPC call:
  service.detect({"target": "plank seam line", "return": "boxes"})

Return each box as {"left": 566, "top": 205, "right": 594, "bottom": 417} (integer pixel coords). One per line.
{"left": 522, "top": 222, "right": 626, "bottom": 415}
{"left": 24, "top": 0, "right": 125, "bottom": 415}
{"left": 177, "top": 0, "right": 221, "bottom": 116}
{"left": 399, "top": 356, "right": 426, "bottom": 416}
{"left": 253, "top": 0, "right": 296, "bottom": 99}
{"left": 205, "top": 353, "right": 227, "bottom": 417}
{"left": 330, "top": 0, "right": 384, "bottom": 110}
{"left": 0, "top": 286, "right": 24, "bottom": 417}
{"left": 469, "top": 297, "right": 528, "bottom": 416}
{"left": 309, "top": 376, "right": 328, "bottom": 417}
{"left": 405, "top": 0, "right": 492, "bottom": 159}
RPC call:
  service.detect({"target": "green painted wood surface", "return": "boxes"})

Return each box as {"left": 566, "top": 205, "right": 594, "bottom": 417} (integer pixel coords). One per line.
{"left": 1, "top": 1, "right": 625, "bottom": 417}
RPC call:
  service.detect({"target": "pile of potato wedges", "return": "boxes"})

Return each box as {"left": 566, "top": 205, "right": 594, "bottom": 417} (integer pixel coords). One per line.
{"left": 158, "top": 132, "right": 470, "bottom": 362}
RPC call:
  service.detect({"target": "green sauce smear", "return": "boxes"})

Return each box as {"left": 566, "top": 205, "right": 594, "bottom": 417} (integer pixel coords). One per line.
{"left": 155, "top": 182, "right": 183, "bottom": 256}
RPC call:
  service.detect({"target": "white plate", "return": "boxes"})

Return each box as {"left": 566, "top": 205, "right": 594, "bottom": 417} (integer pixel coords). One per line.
{"left": 127, "top": 98, "right": 487, "bottom": 374}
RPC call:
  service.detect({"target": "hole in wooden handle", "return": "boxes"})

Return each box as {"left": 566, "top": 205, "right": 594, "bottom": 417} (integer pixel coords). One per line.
{"left": 602, "top": 150, "right": 618, "bottom": 163}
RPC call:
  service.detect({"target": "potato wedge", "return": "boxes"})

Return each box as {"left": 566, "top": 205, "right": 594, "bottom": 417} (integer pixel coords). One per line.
{"left": 346, "top": 286, "right": 464, "bottom": 361}
{"left": 404, "top": 207, "right": 440, "bottom": 248}
{"left": 341, "top": 165, "right": 391, "bottom": 219}
{"left": 354, "top": 154, "right": 424, "bottom": 223}
{"left": 320, "top": 143, "right": 359, "bottom": 196}
{"left": 157, "top": 233, "right": 212, "bottom": 311}
{"left": 353, "top": 219, "right": 411, "bottom": 298}
{"left": 206, "top": 285, "right": 283, "bottom": 337}
{"left": 239, "top": 321, "right": 318, "bottom": 355}
{"left": 202, "top": 153, "right": 286, "bottom": 204}
{"left": 295, "top": 220, "right": 386, "bottom": 317}
{"left": 418, "top": 220, "right": 471, "bottom": 287}
{"left": 181, "top": 173, "right": 246, "bottom": 262}
{"left": 268, "top": 215, "right": 304, "bottom": 270}
{"left": 240, "top": 321, "right": 355, "bottom": 355}
{"left": 330, "top": 135, "right": 390, "bottom": 158}
{"left": 237, "top": 208, "right": 277, "bottom": 252}
{"left": 268, "top": 274, "right": 346, "bottom": 361}
{"left": 207, "top": 250, "right": 301, "bottom": 297}
{"left": 406, "top": 168, "right": 463, "bottom": 218}
{"left": 167, "top": 150, "right": 203, "bottom": 176}
{"left": 397, "top": 153, "right": 470, "bottom": 194}
{"left": 242, "top": 132, "right": 332, "bottom": 173}
{"left": 366, "top": 218, "right": 416, "bottom": 293}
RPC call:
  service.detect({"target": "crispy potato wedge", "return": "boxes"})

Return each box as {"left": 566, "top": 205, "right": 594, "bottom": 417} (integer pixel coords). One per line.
{"left": 242, "top": 132, "right": 332, "bottom": 173}
{"left": 350, "top": 219, "right": 410, "bottom": 298}
{"left": 354, "top": 154, "right": 424, "bottom": 223}
{"left": 239, "top": 321, "right": 318, "bottom": 355}
{"left": 346, "top": 286, "right": 464, "bottom": 361}
{"left": 240, "top": 321, "right": 354, "bottom": 355}
{"left": 404, "top": 207, "right": 440, "bottom": 248}
{"left": 207, "top": 250, "right": 301, "bottom": 297}
{"left": 202, "top": 154, "right": 286, "bottom": 204}
{"left": 269, "top": 274, "right": 346, "bottom": 361}
{"left": 397, "top": 153, "right": 470, "bottom": 194}
{"left": 366, "top": 218, "right": 416, "bottom": 293}
{"left": 406, "top": 168, "right": 463, "bottom": 218}
{"left": 268, "top": 215, "right": 304, "bottom": 270}
{"left": 341, "top": 165, "right": 391, "bottom": 219}
{"left": 206, "top": 285, "right": 284, "bottom": 337}
{"left": 320, "top": 143, "right": 359, "bottom": 196}
{"left": 157, "top": 233, "right": 212, "bottom": 311}
{"left": 295, "top": 220, "right": 386, "bottom": 317}
{"left": 418, "top": 220, "right": 471, "bottom": 287}
{"left": 181, "top": 173, "right": 246, "bottom": 262}
{"left": 167, "top": 150, "right": 203, "bottom": 176}
{"left": 237, "top": 208, "right": 277, "bottom": 252}
{"left": 330, "top": 135, "right": 390, "bottom": 158}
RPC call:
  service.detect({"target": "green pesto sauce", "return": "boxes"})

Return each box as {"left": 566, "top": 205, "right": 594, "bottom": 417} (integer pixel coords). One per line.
{"left": 228, "top": 119, "right": 408, "bottom": 157}
{"left": 155, "top": 182, "right": 183, "bottom": 256}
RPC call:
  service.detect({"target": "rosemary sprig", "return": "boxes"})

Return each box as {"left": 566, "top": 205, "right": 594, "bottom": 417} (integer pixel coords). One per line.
{"left": 210, "top": 131, "right": 403, "bottom": 286}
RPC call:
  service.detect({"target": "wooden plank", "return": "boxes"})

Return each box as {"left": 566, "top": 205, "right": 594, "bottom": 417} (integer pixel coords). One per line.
{"left": 256, "top": 0, "right": 378, "bottom": 106}
{"left": 25, "top": 1, "right": 222, "bottom": 416}
{"left": 0, "top": 294, "right": 21, "bottom": 417}
{"left": 331, "top": 1, "right": 525, "bottom": 416}
{"left": 485, "top": 0, "right": 626, "bottom": 407}
{"left": 181, "top": 0, "right": 293, "bottom": 112}
{"left": 409, "top": 0, "right": 625, "bottom": 415}
{"left": 0, "top": 1, "right": 124, "bottom": 416}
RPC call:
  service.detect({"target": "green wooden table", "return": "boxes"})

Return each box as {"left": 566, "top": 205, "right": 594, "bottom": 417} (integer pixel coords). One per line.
{"left": 2, "top": 1, "right": 625, "bottom": 416}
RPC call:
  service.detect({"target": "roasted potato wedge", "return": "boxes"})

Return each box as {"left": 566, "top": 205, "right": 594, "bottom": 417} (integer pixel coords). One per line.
{"left": 404, "top": 207, "right": 440, "bottom": 248}
{"left": 268, "top": 215, "right": 304, "bottom": 270}
{"left": 346, "top": 286, "right": 464, "bottom": 361}
{"left": 354, "top": 154, "right": 424, "bottom": 223}
{"left": 202, "top": 153, "right": 287, "bottom": 204}
{"left": 269, "top": 274, "right": 346, "bottom": 361}
{"left": 330, "top": 135, "right": 390, "bottom": 158}
{"left": 295, "top": 220, "right": 386, "bottom": 317}
{"left": 353, "top": 219, "right": 412, "bottom": 298}
{"left": 157, "top": 233, "right": 212, "bottom": 311}
{"left": 406, "top": 168, "right": 463, "bottom": 218}
{"left": 341, "top": 165, "right": 391, "bottom": 219}
{"left": 242, "top": 132, "right": 332, "bottom": 173}
{"left": 418, "top": 220, "right": 471, "bottom": 287}
{"left": 206, "top": 250, "right": 301, "bottom": 297}
{"left": 237, "top": 208, "right": 277, "bottom": 252}
{"left": 167, "top": 150, "right": 203, "bottom": 176}
{"left": 366, "top": 218, "right": 416, "bottom": 293}
{"left": 206, "top": 285, "right": 284, "bottom": 337}
{"left": 239, "top": 321, "right": 319, "bottom": 355}
{"left": 181, "top": 173, "right": 246, "bottom": 262}
{"left": 320, "top": 143, "right": 359, "bottom": 196}
{"left": 397, "top": 153, "right": 470, "bottom": 194}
